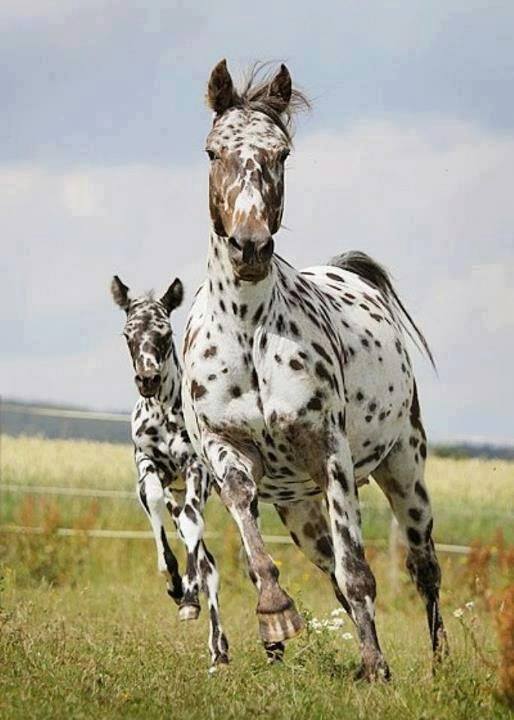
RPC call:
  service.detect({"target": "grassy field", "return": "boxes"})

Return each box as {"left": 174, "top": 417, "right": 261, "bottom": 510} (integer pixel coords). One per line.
{"left": 1, "top": 435, "right": 513, "bottom": 719}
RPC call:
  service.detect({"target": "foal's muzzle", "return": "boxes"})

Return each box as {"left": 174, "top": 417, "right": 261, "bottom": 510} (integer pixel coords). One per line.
{"left": 135, "top": 373, "right": 161, "bottom": 397}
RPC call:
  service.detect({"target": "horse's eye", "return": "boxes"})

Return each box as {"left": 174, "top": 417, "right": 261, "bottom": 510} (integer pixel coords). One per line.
{"left": 206, "top": 149, "right": 219, "bottom": 161}
{"left": 278, "top": 148, "right": 290, "bottom": 163}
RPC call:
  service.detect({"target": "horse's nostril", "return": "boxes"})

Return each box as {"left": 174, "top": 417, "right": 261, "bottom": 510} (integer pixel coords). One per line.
{"left": 258, "top": 237, "right": 275, "bottom": 261}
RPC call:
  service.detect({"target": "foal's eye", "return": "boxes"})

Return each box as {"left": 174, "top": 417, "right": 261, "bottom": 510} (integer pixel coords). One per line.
{"left": 206, "top": 149, "right": 219, "bottom": 162}
{"left": 278, "top": 148, "right": 290, "bottom": 163}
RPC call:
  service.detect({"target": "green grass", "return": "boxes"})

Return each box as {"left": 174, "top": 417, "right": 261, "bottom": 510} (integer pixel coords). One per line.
{"left": 1, "top": 436, "right": 513, "bottom": 719}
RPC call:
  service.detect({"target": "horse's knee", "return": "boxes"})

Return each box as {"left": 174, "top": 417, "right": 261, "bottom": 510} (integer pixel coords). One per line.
{"left": 407, "top": 550, "right": 441, "bottom": 597}
{"left": 220, "top": 468, "right": 257, "bottom": 511}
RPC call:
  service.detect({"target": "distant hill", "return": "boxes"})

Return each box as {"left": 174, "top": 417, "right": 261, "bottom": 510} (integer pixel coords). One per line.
{"left": 1, "top": 399, "right": 513, "bottom": 460}
{"left": 1, "top": 399, "right": 131, "bottom": 445}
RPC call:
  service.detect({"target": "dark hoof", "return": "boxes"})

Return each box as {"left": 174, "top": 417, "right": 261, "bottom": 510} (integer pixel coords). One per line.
{"left": 433, "top": 629, "right": 450, "bottom": 672}
{"left": 209, "top": 655, "right": 230, "bottom": 674}
{"left": 264, "top": 641, "right": 285, "bottom": 664}
{"left": 258, "top": 605, "right": 304, "bottom": 644}
{"left": 354, "top": 658, "right": 391, "bottom": 683}
{"left": 179, "top": 603, "right": 201, "bottom": 621}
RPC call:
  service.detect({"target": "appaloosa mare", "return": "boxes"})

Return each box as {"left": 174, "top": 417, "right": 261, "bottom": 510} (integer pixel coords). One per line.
{"left": 181, "top": 60, "right": 446, "bottom": 679}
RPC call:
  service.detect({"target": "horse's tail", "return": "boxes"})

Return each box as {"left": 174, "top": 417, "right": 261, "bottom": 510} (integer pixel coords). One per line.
{"left": 329, "top": 251, "right": 436, "bottom": 370}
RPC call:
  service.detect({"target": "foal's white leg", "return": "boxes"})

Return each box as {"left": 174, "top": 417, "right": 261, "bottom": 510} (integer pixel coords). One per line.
{"left": 197, "top": 543, "right": 230, "bottom": 668}
{"left": 324, "top": 433, "right": 389, "bottom": 681}
{"left": 174, "top": 461, "right": 230, "bottom": 666}
{"left": 136, "top": 455, "right": 183, "bottom": 604}
{"left": 174, "top": 462, "right": 207, "bottom": 620}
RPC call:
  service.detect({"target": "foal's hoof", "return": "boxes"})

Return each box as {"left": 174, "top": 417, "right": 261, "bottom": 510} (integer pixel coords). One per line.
{"left": 179, "top": 603, "right": 201, "bottom": 622}
{"left": 208, "top": 655, "right": 230, "bottom": 675}
{"left": 354, "top": 658, "right": 391, "bottom": 683}
{"left": 258, "top": 606, "right": 304, "bottom": 644}
{"left": 265, "top": 641, "right": 286, "bottom": 664}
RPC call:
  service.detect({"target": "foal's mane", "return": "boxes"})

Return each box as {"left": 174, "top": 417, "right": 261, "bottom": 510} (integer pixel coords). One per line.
{"left": 232, "top": 63, "right": 311, "bottom": 142}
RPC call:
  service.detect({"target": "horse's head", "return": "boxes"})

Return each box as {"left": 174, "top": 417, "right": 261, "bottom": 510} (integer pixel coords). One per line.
{"left": 205, "top": 60, "right": 308, "bottom": 281}
{"left": 111, "top": 276, "right": 183, "bottom": 398}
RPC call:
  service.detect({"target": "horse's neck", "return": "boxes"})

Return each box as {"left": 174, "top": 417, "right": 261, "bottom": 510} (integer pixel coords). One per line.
{"left": 155, "top": 343, "right": 182, "bottom": 413}
{"left": 206, "top": 231, "right": 276, "bottom": 321}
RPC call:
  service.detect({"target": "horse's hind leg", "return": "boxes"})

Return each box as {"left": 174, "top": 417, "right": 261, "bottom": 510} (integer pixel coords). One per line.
{"left": 372, "top": 432, "right": 448, "bottom": 663}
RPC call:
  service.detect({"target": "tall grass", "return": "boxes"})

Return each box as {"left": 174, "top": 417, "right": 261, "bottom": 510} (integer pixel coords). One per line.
{"left": 1, "top": 435, "right": 513, "bottom": 719}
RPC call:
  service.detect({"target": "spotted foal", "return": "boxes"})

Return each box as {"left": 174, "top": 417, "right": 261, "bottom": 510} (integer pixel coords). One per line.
{"left": 181, "top": 60, "right": 447, "bottom": 679}
{"left": 111, "top": 275, "right": 229, "bottom": 669}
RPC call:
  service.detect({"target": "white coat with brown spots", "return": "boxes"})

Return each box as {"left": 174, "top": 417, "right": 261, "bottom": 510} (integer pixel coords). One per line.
{"left": 111, "top": 275, "right": 229, "bottom": 670}
{"left": 182, "top": 60, "right": 447, "bottom": 679}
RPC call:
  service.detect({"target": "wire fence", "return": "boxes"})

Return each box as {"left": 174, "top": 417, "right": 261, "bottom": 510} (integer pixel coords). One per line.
{"left": 0, "top": 482, "right": 485, "bottom": 555}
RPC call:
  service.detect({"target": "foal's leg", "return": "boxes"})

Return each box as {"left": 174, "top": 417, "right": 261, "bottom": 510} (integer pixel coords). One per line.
{"left": 324, "top": 432, "right": 389, "bottom": 680}
{"left": 197, "top": 542, "right": 230, "bottom": 668}
{"left": 373, "top": 432, "right": 447, "bottom": 662}
{"left": 174, "top": 462, "right": 230, "bottom": 666}
{"left": 173, "top": 462, "right": 207, "bottom": 620}
{"left": 205, "top": 439, "right": 304, "bottom": 645}
{"left": 136, "top": 454, "right": 183, "bottom": 604}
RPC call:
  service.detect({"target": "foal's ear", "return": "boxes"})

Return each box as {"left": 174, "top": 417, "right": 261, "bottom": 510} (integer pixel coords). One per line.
{"left": 207, "top": 59, "right": 236, "bottom": 115}
{"left": 111, "top": 275, "right": 131, "bottom": 310}
{"left": 160, "top": 278, "right": 184, "bottom": 315}
{"left": 267, "top": 64, "right": 292, "bottom": 112}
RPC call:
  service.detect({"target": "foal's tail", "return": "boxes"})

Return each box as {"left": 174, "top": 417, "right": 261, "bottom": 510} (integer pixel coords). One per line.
{"left": 329, "top": 251, "right": 436, "bottom": 370}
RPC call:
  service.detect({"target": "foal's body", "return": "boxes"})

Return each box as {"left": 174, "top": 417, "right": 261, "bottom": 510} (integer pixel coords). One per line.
{"left": 182, "top": 60, "right": 446, "bottom": 678}
{"left": 112, "top": 276, "right": 228, "bottom": 668}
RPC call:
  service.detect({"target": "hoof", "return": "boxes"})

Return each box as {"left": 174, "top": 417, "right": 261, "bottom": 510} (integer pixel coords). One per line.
{"left": 179, "top": 604, "right": 201, "bottom": 622}
{"left": 264, "top": 641, "right": 285, "bottom": 664}
{"left": 354, "top": 658, "right": 391, "bottom": 683}
{"left": 258, "top": 606, "right": 304, "bottom": 644}
{"left": 433, "top": 630, "right": 450, "bottom": 673}
{"left": 208, "top": 656, "right": 230, "bottom": 675}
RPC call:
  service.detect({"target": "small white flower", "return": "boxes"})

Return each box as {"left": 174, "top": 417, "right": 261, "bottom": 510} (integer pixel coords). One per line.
{"left": 331, "top": 618, "right": 345, "bottom": 628}
{"left": 331, "top": 608, "right": 345, "bottom": 617}
{"left": 453, "top": 608, "right": 464, "bottom": 618}
{"left": 465, "top": 601, "right": 475, "bottom": 610}
{"left": 342, "top": 632, "right": 353, "bottom": 641}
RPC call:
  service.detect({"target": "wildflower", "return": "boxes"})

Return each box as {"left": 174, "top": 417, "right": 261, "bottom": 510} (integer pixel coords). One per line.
{"left": 331, "top": 608, "right": 345, "bottom": 617}
{"left": 453, "top": 608, "right": 464, "bottom": 618}
{"left": 342, "top": 633, "right": 353, "bottom": 641}
{"left": 331, "top": 618, "right": 345, "bottom": 628}
{"left": 465, "top": 601, "right": 475, "bottom": 610}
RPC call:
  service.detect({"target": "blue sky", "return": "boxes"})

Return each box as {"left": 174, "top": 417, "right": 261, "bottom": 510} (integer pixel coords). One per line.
{"left": 2, "top": 1, "right": 513, "bottom": 442}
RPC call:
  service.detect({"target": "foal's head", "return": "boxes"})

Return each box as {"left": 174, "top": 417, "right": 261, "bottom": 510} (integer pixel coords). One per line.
{"left": 111, "top": 276, "right": 183, "bottom": 398}
{"left": 205, "top": 60, "right": 308, "bottom": 281}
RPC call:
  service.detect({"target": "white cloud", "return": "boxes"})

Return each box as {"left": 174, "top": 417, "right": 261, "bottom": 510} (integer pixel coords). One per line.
{"left": 1, "top": 116, "right": 513, "bottom": 438}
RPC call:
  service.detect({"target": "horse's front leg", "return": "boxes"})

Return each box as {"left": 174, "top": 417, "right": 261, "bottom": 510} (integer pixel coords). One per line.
{"left": 135, "top": 452, "right": 183, "bottom": 605}
{"left": 205, "top": 438, "right": 304, "bottom": 645}
{"left": 324, "top": 432, "right": 390, "bottom": 681}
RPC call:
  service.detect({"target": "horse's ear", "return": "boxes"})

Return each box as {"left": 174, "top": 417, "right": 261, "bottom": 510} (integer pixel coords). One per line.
{"left": 111, "top": 275, "right": 131, "bottom": 310}
{"left": 207, "top": 59, "right": 236, "bottom": 115}
{"left": 160, "top": 278, "right": 183, "bottom": 315}
{"left": 268, "top": 64, "right": 292, "bottom": 112}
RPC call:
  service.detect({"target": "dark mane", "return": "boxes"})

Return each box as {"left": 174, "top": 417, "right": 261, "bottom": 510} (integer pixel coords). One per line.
{"left": 330, "top": 251, "right": 436, "bottom": 370}
{"left": 232, "top": 63, "right": 310, "bottom": 142}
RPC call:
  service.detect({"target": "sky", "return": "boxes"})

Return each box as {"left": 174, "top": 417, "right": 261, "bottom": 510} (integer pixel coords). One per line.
{"left": 2, "top": 1, "right": 513, "bottom": 442}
